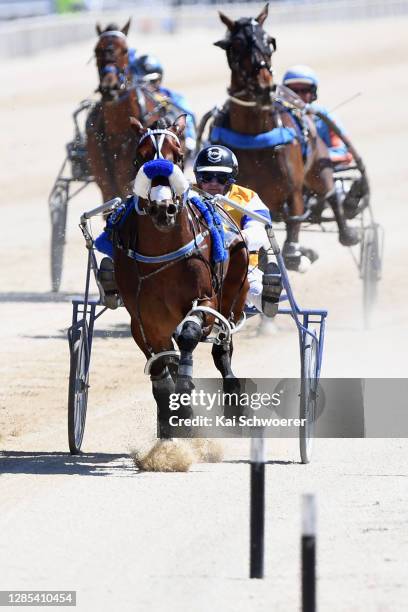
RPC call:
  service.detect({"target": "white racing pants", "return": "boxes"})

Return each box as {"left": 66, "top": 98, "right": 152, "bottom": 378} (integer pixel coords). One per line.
{"left": 246, "top": 266, "right": 264, "bottom": 313}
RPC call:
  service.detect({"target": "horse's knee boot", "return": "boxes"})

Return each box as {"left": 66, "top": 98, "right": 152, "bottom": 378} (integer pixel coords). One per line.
{"left": 177, "top": 320, "right": 202, "bottom": 354}
{"left": 176, "top": 320, "right": 202, "bottom": 394}
{"left": 212, "top": 343, "right": 234, "bottom": 378}
{"left": 151, "top": 368, "right": 175, "bottom": 438}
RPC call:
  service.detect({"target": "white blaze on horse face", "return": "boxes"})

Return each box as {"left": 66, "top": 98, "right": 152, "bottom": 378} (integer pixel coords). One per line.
{"left": 149, "top": 185, "right": 173, "bottom": 203}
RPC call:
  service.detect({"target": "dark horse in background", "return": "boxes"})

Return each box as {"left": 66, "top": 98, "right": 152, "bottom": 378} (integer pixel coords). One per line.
{"left": 86, "top": 20, "right": 163, "bottom": 203}
{"left": 112, "top": 115, "right": 249, "bottom": 437}
{"left": 205, "top": 3, "right": 359, "bottom": 270}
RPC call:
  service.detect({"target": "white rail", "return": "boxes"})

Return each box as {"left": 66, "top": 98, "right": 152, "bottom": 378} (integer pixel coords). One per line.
{"left": 2, "top": 1, "right": 408, "bottom": 58}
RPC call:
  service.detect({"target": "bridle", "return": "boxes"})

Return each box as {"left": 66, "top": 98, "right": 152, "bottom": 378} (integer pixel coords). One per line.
{"left": 138, "top": 128, "right": 182, "bottom": 159}
{"left": 227, "top": 19, "right": 274, "bottom": 85}
{"left": 133, "top": 128, "right": 188, "bottom": 221}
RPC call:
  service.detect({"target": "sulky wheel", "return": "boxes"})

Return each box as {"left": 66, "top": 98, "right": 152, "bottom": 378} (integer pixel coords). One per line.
{"left": 299, "top": 330, "right": 319, "bottom": 464}
{"left": 49, "top": 179, "right": 69, "bottom": 292}
{"left": 68, "top": 322, "right": 90, "bottom": 454}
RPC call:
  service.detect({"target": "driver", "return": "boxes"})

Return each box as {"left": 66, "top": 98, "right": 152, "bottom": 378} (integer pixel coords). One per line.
{"left": 282, "top": 65, "right": 352, "bottom": 165}
{"left": 193, "top": 145, "right": 282, "bottom": 318}
{"left": 130, "top": 54, "right": 197, "bottom": 160}
{"left": 282, "top": 65, "right": 368, "bottom": 217}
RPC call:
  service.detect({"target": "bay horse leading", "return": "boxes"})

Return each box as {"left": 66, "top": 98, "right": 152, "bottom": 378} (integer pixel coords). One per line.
{"left": 207, "top": 4, "right": 359, "bottom": 270}
{"left": 86, "top": 20, "right": 161, "bottom": 203}
{"left": 110, "top": 115, "right": 249, "bottom": 437}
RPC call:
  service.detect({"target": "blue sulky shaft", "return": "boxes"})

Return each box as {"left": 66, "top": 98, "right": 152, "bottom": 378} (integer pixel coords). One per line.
{"left": 214, "top": 194, "right": 297, "bottom": 313}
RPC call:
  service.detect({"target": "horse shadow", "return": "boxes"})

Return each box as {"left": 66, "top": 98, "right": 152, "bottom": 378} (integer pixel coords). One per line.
{"left": 0, "top": 451, "right": 138, "bottom": 477}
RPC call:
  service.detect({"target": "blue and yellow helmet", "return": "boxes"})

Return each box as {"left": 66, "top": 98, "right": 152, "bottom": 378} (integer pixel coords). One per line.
{"left": 282, "top": 65, "right": 318, "bottom": 99}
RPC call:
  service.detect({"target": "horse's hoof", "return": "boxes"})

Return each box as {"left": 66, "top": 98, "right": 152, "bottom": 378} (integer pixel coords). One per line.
{"left": 301, "top": 247, "right": 319, "bottom": 264}
{"left": 339, "top": 226, "right": 360, "bottom": 246}
{"left": 282, "top": 242, "right": 301, "bottom": 271}
{"left": 343, "top": 199, "right": 368, "bottom": 220}
{"left": 158, "top": 421, "right": 172, "bottom": 440}
{"left": 282, "top": 242, "right": 318, "bottom": 272}
{"left": 223, "top": 376, "right": 241, "bottom": 398}
{"left": 103, "top": 292, "right": 121, "bottom": 309}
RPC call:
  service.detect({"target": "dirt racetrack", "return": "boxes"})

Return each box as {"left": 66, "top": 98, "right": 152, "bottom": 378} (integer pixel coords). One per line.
{"left": 1, "top": 12, "right": 408, "bottom": 611}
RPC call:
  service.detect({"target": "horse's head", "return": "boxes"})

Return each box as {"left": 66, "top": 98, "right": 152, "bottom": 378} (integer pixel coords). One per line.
{"left": 130, "top": 115, "right": 189, "bottom": 231}
{"left": 94, "top": 20, "right": 131, "bottom": 99}
{"left": 214, "top": 4, "right": 276, "bottom": 94}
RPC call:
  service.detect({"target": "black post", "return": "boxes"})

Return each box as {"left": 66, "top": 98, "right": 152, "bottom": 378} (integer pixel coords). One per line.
{"left": 250, "top": 436, "right": 265, "bottom": 579}
{"left": 302, "top": 494, "right": 316, "bottom": 612}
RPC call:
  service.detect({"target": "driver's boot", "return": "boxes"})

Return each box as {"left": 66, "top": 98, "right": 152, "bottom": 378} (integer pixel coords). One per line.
{"left": 262, "top": 262, "right": 282, "bottom": 318}
{"left": 97, "top": 257, "right": 120, "bottom": 309}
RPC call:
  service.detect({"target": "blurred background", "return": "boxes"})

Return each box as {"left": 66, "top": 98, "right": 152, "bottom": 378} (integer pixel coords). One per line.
{"left": 1, "top": 0, "right": 408, "bottom": 58}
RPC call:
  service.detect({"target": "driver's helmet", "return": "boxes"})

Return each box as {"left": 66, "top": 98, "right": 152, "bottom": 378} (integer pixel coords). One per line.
{"left": 194, "top": 145, "right": 239, "bottom": 184}
{"left": 134, "top": 54, "right": 163, "bottom": 83}
{"left": 282, "top": 65, "right": 319, "bottom": 100}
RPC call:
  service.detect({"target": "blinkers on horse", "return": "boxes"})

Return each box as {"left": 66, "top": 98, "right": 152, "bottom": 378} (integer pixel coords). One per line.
{"left": 215, "top": 14, "right": 276, "bottom": 95}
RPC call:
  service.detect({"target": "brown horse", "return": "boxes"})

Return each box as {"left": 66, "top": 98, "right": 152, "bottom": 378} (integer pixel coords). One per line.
{"left": 86, "top": 20, "right": 162, "bottom": 203}
{"left": 112, "top": 115, "right": 249, "bottom": 437}
{"left": 207, "top": 4, "right": 359, "bottom": 270}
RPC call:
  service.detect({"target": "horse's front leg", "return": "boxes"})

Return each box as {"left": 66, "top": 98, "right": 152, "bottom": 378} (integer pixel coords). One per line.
{"left": 150, "top": 357, "right": 176, "bottom": 439}
{"left": 212, "top": 341, "right": 240, "bottom": 394}
{"left": 175, "top": 312, "right": 204, "bottom": 395}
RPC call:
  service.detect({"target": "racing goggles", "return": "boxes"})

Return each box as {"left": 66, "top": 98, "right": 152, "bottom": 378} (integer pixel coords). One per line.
{"left": 197, "top": 171, "right": 232, "bottom": 185}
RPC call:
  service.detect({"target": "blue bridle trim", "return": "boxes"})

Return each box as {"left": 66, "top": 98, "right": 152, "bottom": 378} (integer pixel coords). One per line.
{"left": 125, "top": 232, "right": 207, "bottom": 264}
{"left": 102, "top": 65, "right": 118, "bottom": 74}
{"left": 211, "top": 125, "right": 297, "bottom": 150}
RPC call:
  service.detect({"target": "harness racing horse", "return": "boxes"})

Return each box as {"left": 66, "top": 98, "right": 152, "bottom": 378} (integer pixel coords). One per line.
{"left": 86, "top": 20, "right": 163, "bottom": 203}
{"left": 112, "top": 115, "right": 249, "bottom": 437}
{"left": 207, "top": 4, "right": 359, "bottom": 270}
